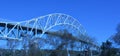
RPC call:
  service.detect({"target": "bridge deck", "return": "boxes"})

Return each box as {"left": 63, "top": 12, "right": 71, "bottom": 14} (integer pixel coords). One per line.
{"left": 0, "top": 22, "right": 44, "bottom": 34}
{"left": 0, "top": 22, "right": 99, "bottom": 48}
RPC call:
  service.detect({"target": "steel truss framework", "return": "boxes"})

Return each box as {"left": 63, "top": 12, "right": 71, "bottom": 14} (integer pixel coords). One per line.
{"left": 0, "top": 13, "right": 99, "bottom": 50}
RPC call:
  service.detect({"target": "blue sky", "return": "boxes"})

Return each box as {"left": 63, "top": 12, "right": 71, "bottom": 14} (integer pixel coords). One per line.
{"left": 0, "top": 0, "right": 120, "bottom": 44}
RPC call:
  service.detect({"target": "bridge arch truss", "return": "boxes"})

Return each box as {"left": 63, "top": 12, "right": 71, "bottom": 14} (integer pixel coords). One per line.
{"left": 0, "top": 13, "right": 99, "bottom": 51}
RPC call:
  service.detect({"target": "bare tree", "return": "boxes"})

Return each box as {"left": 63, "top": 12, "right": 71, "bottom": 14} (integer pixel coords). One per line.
{"left": 112, "top": 23, "right": 120, "bottom": 45}
{"left": 7, "top": 40, "right": 19, "bottom": 56}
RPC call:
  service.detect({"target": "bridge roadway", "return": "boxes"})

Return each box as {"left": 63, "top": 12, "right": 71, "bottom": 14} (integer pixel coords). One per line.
{"left": 0, "top": 22, "right": 99, "bottom": 48}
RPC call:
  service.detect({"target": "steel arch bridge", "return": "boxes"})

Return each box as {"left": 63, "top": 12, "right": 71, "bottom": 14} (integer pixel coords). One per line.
{"left": 0, "top": 13, "right": 99, "bottom": 50}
